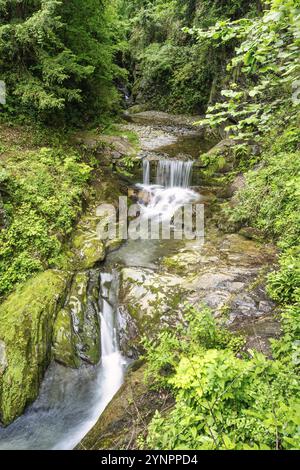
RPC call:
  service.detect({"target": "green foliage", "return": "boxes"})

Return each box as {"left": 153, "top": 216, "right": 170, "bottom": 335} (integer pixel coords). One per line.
{"left": 195, "top": 0, "right": 300, "bottom": 139}
{"left": 146, "top": 350, "right": 300, "bottom": 450}
{"left": 142, "top": 305, "right": 300, "bottom": 450}
{"left": 271, "top": 303, "right": 300, "bottom": 367}
{"left": 231, "top": 148, "right": 300, "bottom": 249}
{"left": 121, "top": 0, "right": 259, "bottom": 113}
{"left": 0, "top": 146, "right": 91, "bottom": 296}
{"left": 142, "top": 305, "right": 245, "bottom": 388}
{"left": 268, "top": 249, "right": 300, "bottom": 304}
{"left": 0, "top": 0, "right": 121, "bottom": 123}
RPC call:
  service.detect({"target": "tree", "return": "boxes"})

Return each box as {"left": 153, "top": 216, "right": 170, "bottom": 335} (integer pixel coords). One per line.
{"left": 0, "top": 0, "right": 120, "bottom": 123}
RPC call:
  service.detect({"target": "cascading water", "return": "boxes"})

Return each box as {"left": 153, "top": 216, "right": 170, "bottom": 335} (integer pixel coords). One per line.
{"left": 142, "top": 158, "right": 193, "bottom": 188}
{"left": 0, "top": 119, "right": 203, "bottom": 451}
{"left": 143, "top": 159, "right": 150, "bottom": 185}
{"left": 139, "top": 159, "right": 199, "bottom": 222}
{"left": 157, "top": 160, "right": 193, "bottom": 188}
{"left": 98, "top": 273, "right": 124, "bottom": 405}
{"left": 0, "top": 270, "right": 126, "bottom": 451}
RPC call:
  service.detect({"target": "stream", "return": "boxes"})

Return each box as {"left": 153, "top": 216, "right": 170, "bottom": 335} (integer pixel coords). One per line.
{"left": 0, "top": 115, "right": 204, "bottom": 450}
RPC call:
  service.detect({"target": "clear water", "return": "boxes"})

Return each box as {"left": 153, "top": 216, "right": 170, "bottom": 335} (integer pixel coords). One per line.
{"left": 0, "top": 270, "right": 126, "bottom": 451}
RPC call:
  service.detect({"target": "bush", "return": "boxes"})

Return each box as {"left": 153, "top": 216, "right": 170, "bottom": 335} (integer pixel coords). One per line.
{"left": 142, "top": 305, "right": 300, "bottom": 450}
{"left": 0, "top": 147, "right": 91, "bottom": 296}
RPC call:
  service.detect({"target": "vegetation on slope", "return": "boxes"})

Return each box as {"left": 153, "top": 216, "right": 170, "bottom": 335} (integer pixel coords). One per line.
{"left": 0, "top": 125, "right": 92, "bottom": 297}
{"left": 0, "top": 0, "right": 299, "bottom": 451}
{"left": 0, "top": 0, "right": 122, "bottom": 124}
{"left": 119, "top": 0, "right": 261, "bottom": 112}
{"left": 137, "top": 0, "right": 300, "bottom": 450}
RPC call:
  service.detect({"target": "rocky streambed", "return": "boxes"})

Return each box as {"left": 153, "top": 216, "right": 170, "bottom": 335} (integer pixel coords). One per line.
{"left": 0, "top": 111, "right": 280, "bottom": 450}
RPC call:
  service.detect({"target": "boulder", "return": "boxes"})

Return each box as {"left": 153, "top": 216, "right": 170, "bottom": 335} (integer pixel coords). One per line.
{"left": 70, "top": 214, "right": 106, "bottom": 270}
{"left": 0, "top": 270, "right": 69, "bottom": 425}
{"left": 53, "top": 271, "right": 101, "bottom": 368}
{"left": 118, "top": 267, "right": 185, "bottom": 357}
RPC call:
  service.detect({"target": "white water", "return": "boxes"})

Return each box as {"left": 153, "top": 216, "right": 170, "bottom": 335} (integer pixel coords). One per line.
{"left": 0, "top": 155, "right": 199, "bottom": 450}
{"left": 0, "top": 271, "right": 126, "bottom": 450}
{"left": 157, "top": 160, "right": 193, "bottom": 188}
{"left": 98, "top": 273, "right": 124, "bottom": 403}
{"left": 139, "top": 159, "right": 199, "bottom": 222}
{"left": 143, "top": 159, "right": 150, "bottom": 185}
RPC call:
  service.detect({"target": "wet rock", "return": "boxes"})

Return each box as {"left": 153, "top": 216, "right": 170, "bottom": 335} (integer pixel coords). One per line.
{"left": 159, "top": 231, "right": 279, "bottom": 352}
{"left": 0, "top": 270, "right": 69, "bottom": 425}
{"left": 53, "top": 271, "right": 101, "bottom": 368}
{"left": 76, "top": 363, "right": 174, "bottom": 451}
{"left": 118, "top": 267, "right": 185, "bottom": 355}
{"left": 70, "top": 214, "right": 106, "bottom": 270}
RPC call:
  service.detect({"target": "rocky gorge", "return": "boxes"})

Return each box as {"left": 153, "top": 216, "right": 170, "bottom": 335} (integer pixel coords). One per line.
{"left": 0, "top": 110, "right": 281, "bottom": 449}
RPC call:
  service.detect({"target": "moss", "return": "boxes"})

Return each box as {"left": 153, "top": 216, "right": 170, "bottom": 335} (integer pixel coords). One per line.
{"left": 71, "top": 230, "right": 106, "bottom": 270}
{"left": 162, "top": 256, "right": 186, "bottom": 274}
{"left": 0, "top": 270, "right": 69, "bottom": 425}
{"left": 53, "top": 271, "right": 101, "bottom": 367}
{"left": 52, "top": 308, "right": 80, "bottom": 368}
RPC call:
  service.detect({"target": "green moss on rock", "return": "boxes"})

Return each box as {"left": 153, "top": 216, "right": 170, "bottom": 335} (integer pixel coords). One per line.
{"left": 53, "top": 271, "right": 101, "bottom": 367}
{"left": 0, "top": 270, "right": 69, "bottom": 425}
{"left": 52, "top": 308, "right": 80, "bottom": 368}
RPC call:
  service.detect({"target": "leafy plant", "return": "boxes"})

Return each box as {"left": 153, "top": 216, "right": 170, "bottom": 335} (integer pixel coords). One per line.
{"left": 141, "top": 305, "right": 300, "bottom": 450}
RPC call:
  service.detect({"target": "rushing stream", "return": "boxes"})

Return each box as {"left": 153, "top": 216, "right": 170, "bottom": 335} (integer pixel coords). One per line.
{"left": 0, "top": 120, "right": 202, "bottom": 450}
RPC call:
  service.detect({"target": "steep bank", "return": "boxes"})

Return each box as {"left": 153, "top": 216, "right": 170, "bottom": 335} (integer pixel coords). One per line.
{"left": 0, "top": 122, "right": 134, "bottom": 427}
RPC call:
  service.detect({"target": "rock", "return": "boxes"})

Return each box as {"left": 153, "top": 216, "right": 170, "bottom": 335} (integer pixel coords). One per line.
{"left": 200, "top": 139, "right": 248, "bottom": 174}
{"left": 52, "top": 308, "right": 79, "bottom": 368}
{"left": 228, "top": 174, "right": 246, "bottom": 197}
{"left": 157, "top": 231, "right": 279, "bottom": 352}
{"left": 239, "top": 227, "right": 264, "bottom": 241}
{"left": 0, "top": 270, "right": 69, "bottom": 425}
{"left": 70, "top": 214, "right": 106, "bottom": 270}
{"left": 119, "top": 267, "right": 185, "bottom": 356}
{"left": 76, "top": 363, "right": 174, "bottom": 450}
{"left": 125, "top": 111, "right": 202, "bottom": 129}
{"left": 71, "top": 229, "right": 106, "bottom": 270}
{"left": 72, "top": 132, "right": 137, "bottom": 162}
{"left": 53, "top": 271, "right": 101, "bottom": 367}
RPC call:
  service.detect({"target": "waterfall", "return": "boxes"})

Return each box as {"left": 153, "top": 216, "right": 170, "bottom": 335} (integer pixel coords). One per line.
{"left": 143, "top": 159, "right": 150, "bottom": 185}
{"left": 138, "top": 159, "right": 198, "bottom": 223}
{"left": 157, "top": 160, "right": 193, "bottom": 188}
{"left": 142, "top": 159, "right": 193, "bottom": 188}
{"left": 99, "top": 273, "right": 124, "bottom": 401}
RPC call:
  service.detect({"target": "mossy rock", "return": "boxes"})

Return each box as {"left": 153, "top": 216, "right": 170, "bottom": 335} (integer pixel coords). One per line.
{"left": 52, "top": 308, "right": 80, "bottom": 368}
{"left": 53, "top": 271, "right": 101, "bottom": 367}
{"left": 0, "top": 270, "right": 69, "bottom": 425}
{"left": 118, "top": 268, "right": 185, "bottom": 357}
{"left": 71, "top": 229, "right": 106, "bottom": 270}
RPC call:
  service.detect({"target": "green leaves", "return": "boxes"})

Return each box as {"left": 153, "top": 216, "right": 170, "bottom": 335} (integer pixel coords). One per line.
{"left": 191, "top": 0, "right": 300, "bottom": 139}
{"left": 0, "top": 145, "right": 91, "bottom": 296}
{"left": 0, "top": 0, "right": 120, "bottom": 123}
